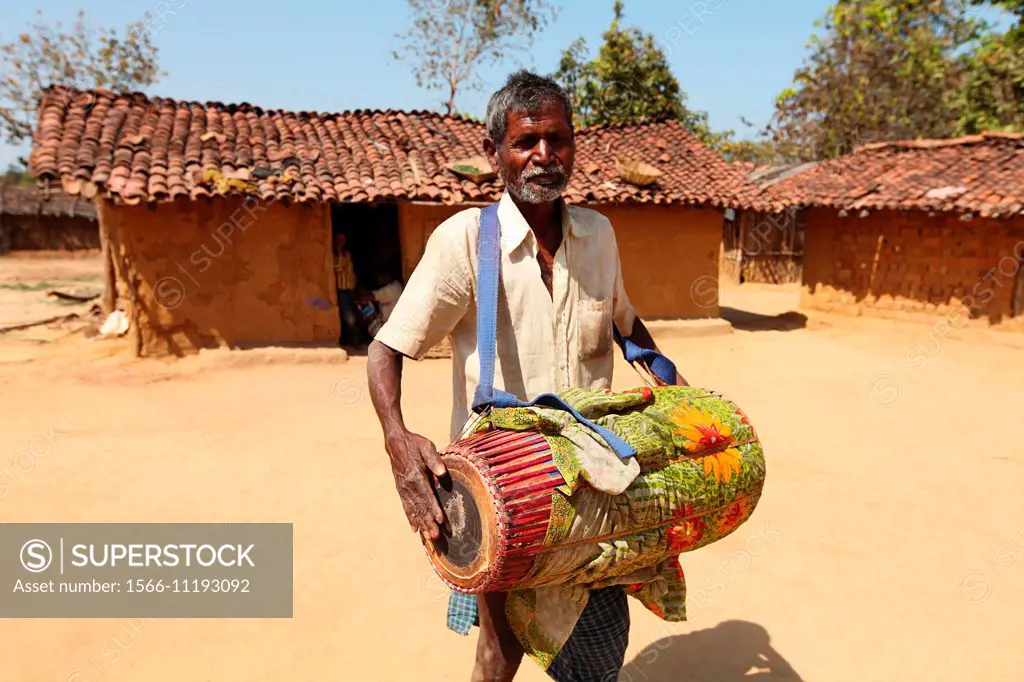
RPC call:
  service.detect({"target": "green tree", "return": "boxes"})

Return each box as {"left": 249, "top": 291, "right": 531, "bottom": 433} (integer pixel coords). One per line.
{"left": 551, "top": 1, "right": 720, "bottom": 145}
{"left": 717, "top": 127, "right": 784, "bottom": 165}
{"left": 2, "top": 163, "right": 33, "bottom": 186}
{"left": 393, "top": 0, "right": 559, "bottom": 116}
{"left": 956, "top": 1, "right": 1024, "bottom": 133}
{"left": 770, "top": 0, "right": 982, "bottom": 161}
{"left": 955, "top": 33, "right": 1024, "bottom": 133}
{"left": 0, "top": 9, "right": 162, "bottom": 146}
{"left": 716, "top": 139, "right": 778, "bottom": 165}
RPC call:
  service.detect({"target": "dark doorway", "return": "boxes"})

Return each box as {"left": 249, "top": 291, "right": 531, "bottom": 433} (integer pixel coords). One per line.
{"left": 329, "top": 203, "right": 403, "bottom": 348}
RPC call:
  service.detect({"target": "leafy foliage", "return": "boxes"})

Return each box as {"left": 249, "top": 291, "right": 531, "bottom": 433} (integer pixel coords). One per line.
{"left": 769, "top": 0, "right": 983, "bottom": 161}
{"left": 956, "top": 31, "right": 1024, "bottom": 133}
{"left": 3, "top": 163, "right": 33, "bottom": 186}
{"left": 393, "top": 0, "right": 558, "bottom": 115}
{"left": 717, "top": 137, "right": 783, "bottom": 166}
{"left": 551, "top": 1, "right": 720, "bottom": 145}
{"left": 957, "top": 0, "right": 1024, "bottom": 133}
{"left": 0, "top": 9, "right": 163, "bottom": 146}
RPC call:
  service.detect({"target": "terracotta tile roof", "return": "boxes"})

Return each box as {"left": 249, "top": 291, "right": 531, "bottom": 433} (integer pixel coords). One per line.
{"left": 27, "top": 85, "right": 766, "bottom": 210}
{"left": 730, "top": 161, "right": 757, "bottom": 175}
{"left": 767, "top": 132, "right": 1024, "bottom": 218}
{"left": 0, "top": 184, "right": 96, "bottom": 219}
{"left": 731, "top": 161, "right": 819, "bottom": 191}
{"left": 753, "top": 163, "right": 820, "bottom": 191}
{"left": 572, "top": 117, "right": 767, "bottom": 209}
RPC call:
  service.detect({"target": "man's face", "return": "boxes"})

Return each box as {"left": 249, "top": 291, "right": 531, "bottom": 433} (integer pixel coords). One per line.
{"left": 335, "top": 234, "right": 346, "bottom": 251}
{"left": 486, "top": 99, "right": 574, "bottom": 204}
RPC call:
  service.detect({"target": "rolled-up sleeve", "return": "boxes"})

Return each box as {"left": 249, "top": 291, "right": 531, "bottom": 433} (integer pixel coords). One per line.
{"left": 609, "top": 225, "right": 636, "bottom": 338}
{"left": 374, "top": 214, "right": 475, "bottom": 360}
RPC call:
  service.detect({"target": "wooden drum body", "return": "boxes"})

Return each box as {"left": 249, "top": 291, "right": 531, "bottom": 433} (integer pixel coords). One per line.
{"left": 425, "top": 386, "right": 766, "bottom": 595}
{"left": 427, "top": 429, "right": 563, "bottom": 593}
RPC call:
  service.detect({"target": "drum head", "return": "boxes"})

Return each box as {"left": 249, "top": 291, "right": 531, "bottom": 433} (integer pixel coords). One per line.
{"left": 424, "top": 453, "right": 498, "bottom": 591}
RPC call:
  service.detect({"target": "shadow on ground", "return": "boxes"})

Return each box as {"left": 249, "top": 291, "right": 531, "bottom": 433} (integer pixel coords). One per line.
{"left": 720, "top": 307, "right": 808, "bottom": 332}
{"left": 619, "top": 620, "right": 803, "bottom": 681}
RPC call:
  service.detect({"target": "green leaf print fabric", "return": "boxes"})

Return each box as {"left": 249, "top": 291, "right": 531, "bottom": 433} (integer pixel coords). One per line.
{"left": 468, "top": 385, "right": 766, "bottom": 671}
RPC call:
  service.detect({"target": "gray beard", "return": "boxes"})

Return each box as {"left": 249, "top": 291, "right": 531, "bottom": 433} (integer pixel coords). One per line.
{"left": 501, "top": 165, "right": 568, "bottom": 204}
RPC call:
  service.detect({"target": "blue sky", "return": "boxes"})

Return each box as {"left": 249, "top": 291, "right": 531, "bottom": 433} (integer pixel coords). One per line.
{"left": 0, "top": 0, "right": 1012, "bottom": 169}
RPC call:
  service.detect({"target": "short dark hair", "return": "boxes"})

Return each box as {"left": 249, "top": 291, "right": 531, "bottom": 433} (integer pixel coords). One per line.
{"left": 485, "top": 70, "right": 574, "bottom": 146}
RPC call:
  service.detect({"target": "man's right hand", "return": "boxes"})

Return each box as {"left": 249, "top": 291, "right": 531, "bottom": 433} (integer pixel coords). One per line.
{"left": 384, "top": 428, "right": 448, "bottom": 541}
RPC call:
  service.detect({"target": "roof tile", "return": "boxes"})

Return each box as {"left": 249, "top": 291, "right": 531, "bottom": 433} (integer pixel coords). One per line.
{"left": 29, "top": 85, "right": 766, "bottom": 210}
{"left": 0, "top": 184, "right": 97, "bottom": 218}
{"left": 768, "top": 133, "right": 1024, "bottom": 217}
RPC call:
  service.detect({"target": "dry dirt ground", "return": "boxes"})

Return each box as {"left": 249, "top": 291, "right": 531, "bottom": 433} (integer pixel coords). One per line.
{"left": 0, "top": 251, "right": 104, "bottom": 330}
{"left": 2, "top": 256, "right": 1023, "bottom": 682}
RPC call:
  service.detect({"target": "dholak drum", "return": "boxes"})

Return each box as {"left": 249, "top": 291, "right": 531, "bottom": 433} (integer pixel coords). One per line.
{"left": 427, "top": 428, "right": 565, "bottom": 594}
{"left": 424, "top": 386, "right": 766, "bottom": 594}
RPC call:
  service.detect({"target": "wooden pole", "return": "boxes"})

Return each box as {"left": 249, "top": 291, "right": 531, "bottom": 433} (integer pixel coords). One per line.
{"left": 737, "top": 213, "right": 746, "bottom": 284}
{"left": 866, "top": 233, "right": 884, "bottom": 299}
{"left": 96, "top": 197, "right": 117, "bottom": 315}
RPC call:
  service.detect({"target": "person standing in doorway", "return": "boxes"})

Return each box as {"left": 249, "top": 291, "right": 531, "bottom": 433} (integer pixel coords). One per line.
{"left": 334, "top": 232, "right": 362, "bottom": 348}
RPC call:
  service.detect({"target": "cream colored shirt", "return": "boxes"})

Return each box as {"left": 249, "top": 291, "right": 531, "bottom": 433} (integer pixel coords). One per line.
{"left": 375, "top": 191, "right": 637, "bottom": 441}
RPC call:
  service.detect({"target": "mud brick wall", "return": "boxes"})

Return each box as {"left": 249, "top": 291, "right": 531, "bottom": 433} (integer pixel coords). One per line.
{"left": 801, "top": 207, "right": 1024, "bottom": 329}
{"left": 1, "top": 214, "right": 99, "bottom": 252}
{"left": 398, "top": 202, "right": 724, "bottom": 320}
{"left": 594, "top": 203, "right": 723, "bottom": 318}
{"left": 98, "top": 197, "right": 339, "bottom": 357}
{"left": 397, "top": 202, "right": 466, "bottom": 283}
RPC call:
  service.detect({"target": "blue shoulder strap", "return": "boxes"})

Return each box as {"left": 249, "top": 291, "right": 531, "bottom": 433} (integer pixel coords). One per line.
{"left": 614, "top": 326, "right": 678, "bottom": 385}
{"left": 469, "top": 202, "right": 678, "bottom": 460}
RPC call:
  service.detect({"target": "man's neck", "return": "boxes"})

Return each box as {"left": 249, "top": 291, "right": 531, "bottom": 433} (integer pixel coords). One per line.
{"left": 512, "top": 195, "right": 563, "bottom": 245}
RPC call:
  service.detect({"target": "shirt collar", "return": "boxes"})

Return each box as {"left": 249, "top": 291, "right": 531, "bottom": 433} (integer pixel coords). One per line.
{"left": 496, "top": 191, "right": 583, "bottom": 252}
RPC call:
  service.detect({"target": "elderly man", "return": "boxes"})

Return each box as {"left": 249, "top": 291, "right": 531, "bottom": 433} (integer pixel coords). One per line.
{"left": 367, "top": 70, "right": 683, "bottom": 682}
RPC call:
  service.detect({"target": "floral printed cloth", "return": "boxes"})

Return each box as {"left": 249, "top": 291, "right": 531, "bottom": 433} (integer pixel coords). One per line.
{"left": 463, "top": 385, "right": 766, "bottom": 671}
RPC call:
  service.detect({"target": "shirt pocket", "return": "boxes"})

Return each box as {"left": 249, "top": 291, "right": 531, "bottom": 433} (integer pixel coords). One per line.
{"left": 577, "top": 295, "right": 613, "bottom": 360}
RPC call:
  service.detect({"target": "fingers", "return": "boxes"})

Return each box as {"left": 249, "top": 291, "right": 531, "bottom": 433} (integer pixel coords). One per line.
{"left": 388, "top": 430, "right": 449, "bottom": 539}
{"left": 407, "top": 483, "right": 443, "bottom": 540}
{"left": 416, "top": 470, "right": 446, "bottom": 533}
{"left": 394, "top": 463, "right": 442, "bottom": 541}
{"left": 388, "top": 430, "right": 456, "bottom": 545}
{"left": 414, "top": 439, "right": 447, "bottom": 527}
{"left": 406, "top": 498, "right": 441, "bottom": 541}
{"left": 420, "top": 441, "right": 447, "bottom": 479}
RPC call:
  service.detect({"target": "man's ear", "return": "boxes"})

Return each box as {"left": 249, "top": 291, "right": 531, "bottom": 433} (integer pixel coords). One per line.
{"left": 483, "top": 137, "right": 499, "bottom": 170}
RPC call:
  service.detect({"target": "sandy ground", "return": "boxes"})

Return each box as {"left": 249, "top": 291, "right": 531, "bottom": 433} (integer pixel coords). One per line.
{"left": 0, "top": 252, "right": 104, "bottom": 343}
{"left": 1, "top": 257, "right": 1023, "bottom": 682}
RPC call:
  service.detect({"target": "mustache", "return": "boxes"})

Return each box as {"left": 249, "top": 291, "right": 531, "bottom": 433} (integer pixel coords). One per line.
{"left": 520, "top": 163, "right": 567, "bottom": 181}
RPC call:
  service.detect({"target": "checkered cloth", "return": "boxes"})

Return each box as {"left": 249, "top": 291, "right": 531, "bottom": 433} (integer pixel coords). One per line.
{"left": 546, "top": 586, "right": 630, "bottom": 682}
{"left": 446, "top": 587, "right": 630, "bottom": 682}
{"left": 447, "top": 591, "right": 479, "bottom": 634}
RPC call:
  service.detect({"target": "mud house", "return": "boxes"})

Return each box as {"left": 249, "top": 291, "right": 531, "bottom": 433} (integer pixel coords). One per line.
{"left": 769, "top": 133, "right": 1024, "bottom": 330}
{"left": 722, "top": 162, "right": 817, "bottom": 285}
{"left": 28, "top": 86, "right": 766, "bottom": 357}
{"left": 0, "top": 184, "right": 98, "bottom": 253}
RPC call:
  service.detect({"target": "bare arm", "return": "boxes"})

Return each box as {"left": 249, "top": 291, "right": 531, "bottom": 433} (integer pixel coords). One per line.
{"left": 367, "top": 339, "right": 447, "bottom": 540}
